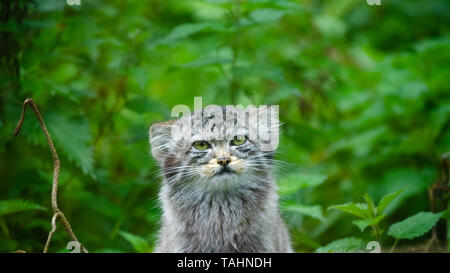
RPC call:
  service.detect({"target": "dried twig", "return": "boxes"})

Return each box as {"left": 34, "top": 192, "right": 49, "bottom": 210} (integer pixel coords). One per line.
{"left": 13, "top": 98, "right": 88, "bottom": 253}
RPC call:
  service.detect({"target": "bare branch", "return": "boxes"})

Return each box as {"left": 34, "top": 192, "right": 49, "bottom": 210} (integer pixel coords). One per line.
{"left": 43, "top": 212, "right": 60, "bottom": 253}
{"left": 13, "top": 98, "right": 88, "bottom": 253}
{"left": 428, "top": 152, "right": 450, "bottom": 252}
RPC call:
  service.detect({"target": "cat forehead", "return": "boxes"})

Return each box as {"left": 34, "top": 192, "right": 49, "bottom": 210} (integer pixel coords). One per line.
{"left": 167, "top": 105, "right": 279, "bottom": 151}
{"left": 190, "top": 106, "right": 238, "bottom": 125}
{"left": 175, "top": 106, "right": 247, "bottom": 138}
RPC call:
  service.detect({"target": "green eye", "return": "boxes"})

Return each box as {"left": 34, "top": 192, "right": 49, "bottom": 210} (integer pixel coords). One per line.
{"left": 193, "top": 141, "right": 210, "bottom": 150}
{"left": 231, "top": 136, "right": 247, "bottom": 146}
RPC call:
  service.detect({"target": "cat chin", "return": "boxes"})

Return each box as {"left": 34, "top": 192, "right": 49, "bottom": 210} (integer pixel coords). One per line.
{"left": 195, "top": 173, "right": 246, "bottom": 192}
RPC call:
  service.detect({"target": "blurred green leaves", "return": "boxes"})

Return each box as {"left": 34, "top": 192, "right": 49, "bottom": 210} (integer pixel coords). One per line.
{"left": 279, "top": 173, "right": 327, "bottom": 221}
{"left": 119, "top": 231, "right": 153, "bottom": 253}
{"left": 282, "top": 203, "right": 325, "bottom": 222}
{"left": 0, "top": 200, "right": 47, "bottom": 217}
{"left": 160, "top": 22, "right": 228, "bottom": 44}
{"left": 249, "top": 8, "right": 285, "bottom": 23}
{"left": 0, "top": 0, "right": 449, "bottom": 253}
{"left": 278, "top": 173, "right": 327, "bottom": 196}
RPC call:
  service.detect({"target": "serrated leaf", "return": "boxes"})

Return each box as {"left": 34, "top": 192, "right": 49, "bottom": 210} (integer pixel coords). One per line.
{"left": 328, "top": 203, "right": 369, "bottom": 219}
{"left": 363, "top": 193, "right": 376, "bottom": 217}
{"left": 282, "top": 203, "right": 325, "bottom": 221}
{"left": 315, "top": 237, "right": 365, "bottom": 253}
{"left": 277, "top": 173, "right": 327, "bottom": 195}
{"left": 119, "top": 231, "right": 152, "bottom": 253}
{"left": 387, "top": 211, "right": 443, "bottom": 240}
{"left": 47, "top": 114, "right": 94, "bottom": 176}
{"left": 353, "top": 214, "right": 385, "bottom": 232}
{"left": 377, "top": 190, "right": 402, "bottom": 215}
{"left": 0, "top": 199, "right": 47, "bottom": 217}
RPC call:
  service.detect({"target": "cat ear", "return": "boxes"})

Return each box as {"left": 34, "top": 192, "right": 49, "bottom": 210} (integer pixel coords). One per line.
{"left": 149, "top": 120, "right": 175, "bottom": 164}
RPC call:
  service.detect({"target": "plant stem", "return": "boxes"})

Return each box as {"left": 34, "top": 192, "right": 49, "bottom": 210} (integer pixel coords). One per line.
{"left": 0, "top": 217, "right": 10, "bottom": 238}
{"left": 389, "top": 239, "right": 399, "bottom": 253}
{"left": 371, "top": 224, "right": 382, "bottom": 243}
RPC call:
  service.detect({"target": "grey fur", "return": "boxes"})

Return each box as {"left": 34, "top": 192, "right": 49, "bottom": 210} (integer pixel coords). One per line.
{"left": 149, "top": 106, "right": 292, "bottom": 253}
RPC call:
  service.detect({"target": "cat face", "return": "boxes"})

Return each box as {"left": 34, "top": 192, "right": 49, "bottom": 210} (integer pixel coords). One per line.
{"left": 149, "top": 106, "right": 278, "bottom": 191}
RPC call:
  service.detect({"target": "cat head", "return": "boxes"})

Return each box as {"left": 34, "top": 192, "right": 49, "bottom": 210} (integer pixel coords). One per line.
{"left": 149, "top": 105, "right": 279, "bottom": 191}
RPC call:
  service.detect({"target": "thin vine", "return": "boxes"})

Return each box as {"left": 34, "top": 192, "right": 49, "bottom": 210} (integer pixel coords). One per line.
{"left": 13, "top": 98, "right": 88, "bottom": 253}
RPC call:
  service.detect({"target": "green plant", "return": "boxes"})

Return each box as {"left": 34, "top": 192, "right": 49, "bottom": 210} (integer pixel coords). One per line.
{"left": 326, "top": 191, "right": 448, "bottom": 252}
{"left": 387, "top": 211, "right": 445, "bottom": 252}
{"left": 329, "top": 190, "right": 402, "bottom": 241}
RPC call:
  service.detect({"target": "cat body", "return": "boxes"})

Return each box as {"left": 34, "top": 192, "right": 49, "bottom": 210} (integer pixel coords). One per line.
{"left": 149, "top": 106, "right": 292, "bottom": 253}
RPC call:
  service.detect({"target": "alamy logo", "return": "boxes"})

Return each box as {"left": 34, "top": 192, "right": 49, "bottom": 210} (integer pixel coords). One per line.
{"left": 366, "top": 241, "right": 381, "bottom": 253}
{"left": 67, "top": 241, "right": 81, "bottom": 253}
{"left": 67, "top": 0, "right": 81, "bottom": 6}
{"left": 367, "top": 0, "right": 381, "bottom": 5}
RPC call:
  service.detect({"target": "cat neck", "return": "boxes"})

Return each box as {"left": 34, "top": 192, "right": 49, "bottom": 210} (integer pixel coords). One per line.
{"left": 159, "top": 177, "right": 279, "bottom": 252}
{"left": 164, "top": 175, "right": 273, "bottom": 210}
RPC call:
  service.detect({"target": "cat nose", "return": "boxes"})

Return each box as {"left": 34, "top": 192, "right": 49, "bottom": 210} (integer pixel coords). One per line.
{"left": 217, "top": 157, "right": 231, "bottom": 166}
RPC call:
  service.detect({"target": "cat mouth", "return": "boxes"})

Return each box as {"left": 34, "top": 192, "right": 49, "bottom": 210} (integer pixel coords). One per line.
{"left": 214, "top": 167, "right": 236, "bottom": 176}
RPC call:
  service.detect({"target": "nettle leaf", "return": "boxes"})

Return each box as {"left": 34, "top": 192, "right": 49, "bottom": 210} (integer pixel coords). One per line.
{"left": 377, "top": 190, "right": 402, "bottom": 215}
{"left": 316, "top": 237, "right": 365, "bottom": 253}
{"left": 0, "top": 199, "right": 47, "bottom": 217}
{"left": 353, "top": 214, "right": 385, "bottom": 232}
{"left": 119, "top": 231, "right": 152, "bottom": 253}
{"left": 282, "top": 202, "right": 325, "bottom": 221}
{"left": 328, "top": 203, "right": 369, "bottom": 219}
{"left": 249, "top": 8, "right": 286, "bottom": 24}
{"left": 47, "top": 114, "right": 94, "bottom": 176}
{"left": 387, "top": 211, "right": 444, "bottom": 240}
{"left": 363, "top": 193, "right": 376, "bottom": 217}
{"left": 277, "top": 173, "right": 327, "bottom": 195}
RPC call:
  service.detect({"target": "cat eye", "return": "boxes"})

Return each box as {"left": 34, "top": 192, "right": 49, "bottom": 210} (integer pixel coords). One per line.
{"left": 231, "top": 136, "right": 247, "bottom": 146}
{"left": 192, "top": 140, "right": 210, "bottom": 151}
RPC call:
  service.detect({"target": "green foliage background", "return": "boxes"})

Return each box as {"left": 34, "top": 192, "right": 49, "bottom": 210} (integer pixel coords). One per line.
{"left": 0, "top": 0, "right": 449, "bottom": 252}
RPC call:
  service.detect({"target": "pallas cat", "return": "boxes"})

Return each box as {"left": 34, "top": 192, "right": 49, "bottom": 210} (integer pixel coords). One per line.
{"left": 149, "top": 105, "right": 292, "bottom": 253}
